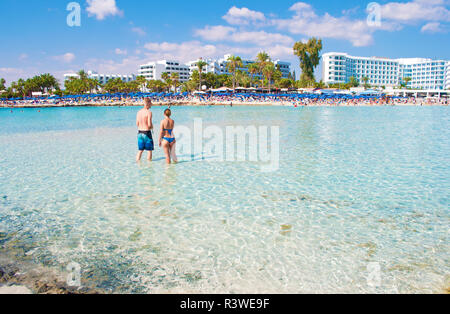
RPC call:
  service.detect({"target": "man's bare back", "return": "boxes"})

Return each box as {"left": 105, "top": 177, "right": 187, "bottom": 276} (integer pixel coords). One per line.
{"left": 136, "top": 108, "right": 153, "bottom": 131}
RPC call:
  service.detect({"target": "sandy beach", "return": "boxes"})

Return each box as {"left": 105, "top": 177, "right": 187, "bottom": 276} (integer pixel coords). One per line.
{"left": 1, "top": 100, "right": 446, "bottom": 109}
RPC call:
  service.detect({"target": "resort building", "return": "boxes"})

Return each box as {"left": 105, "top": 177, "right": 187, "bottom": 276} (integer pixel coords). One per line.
{"left": 63, "top": 71, "right": 136, "bottom": 85}
{"left": 186, "top": 55, "right": 291, "bottom": 79}
{"left": 446, "top": 62, "right": 450, "bottom": 90}
{"left": 138, "top": 61, "right": 191, "bottom": 82}
{"left": 139, "top": 55, "right": 292, "bottom": 82}
{"left": 322, "top": 53, "right": 450, "bottom": 90}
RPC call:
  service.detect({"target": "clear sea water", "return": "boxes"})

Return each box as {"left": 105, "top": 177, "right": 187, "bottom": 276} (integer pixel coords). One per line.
{"left": 0, "top": 106, "right": 448, "bottom": 293}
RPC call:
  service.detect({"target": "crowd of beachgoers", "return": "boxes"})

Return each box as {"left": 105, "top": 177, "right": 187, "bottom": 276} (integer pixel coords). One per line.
{"left": 1, "top": 92, "right": 449, "bottom": 108}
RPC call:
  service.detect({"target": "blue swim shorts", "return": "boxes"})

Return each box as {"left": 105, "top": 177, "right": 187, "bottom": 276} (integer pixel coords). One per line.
{"left": 138, "top": 131, "right": 154, "bottom": 151}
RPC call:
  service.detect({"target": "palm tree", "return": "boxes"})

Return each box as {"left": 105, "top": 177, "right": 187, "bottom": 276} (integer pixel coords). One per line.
{"left": 87, "top": 78, "right": 101, "bottom": 93}
{"left": 0, "top": 78, "right": 5, "bottom": 91}
{"left": 404, "top": 77, "right": 412, "bottom": 89}
{"left": 196, "top": 59, "right": 208, "bottom": 91}
{"left": 136, "top": 76, "right": 147, "bottom": 92}
{"left": 36, "top": 73, "right": 59, "bottom": 94}
{"left": 247, "top": 63, "right": 259, "bottom": 88}
{"left": 362, "top": 76, "right": 370, "bottom": 89}
{"left": 256, "top": 52, "right": 271, "bottom": 88}
{"left": 161, "top": 72, "right": 170, "bottom": 92}
{"left": 170, "top": 72, "right": 180, "bottom": 92}
{"left": 226, "top": 55, "right": 243, "bottom": 92}
{"left": 78, "top": 70, "right": 88, "bottom": 81}
{"left": 262, "top": 63, "right": 276, "bottom": 93}
{"left": 256, "top": 51, "right": 270, "bottom": 65}
{"left": 161, "top": 72, "right": 169, "bottom": 82}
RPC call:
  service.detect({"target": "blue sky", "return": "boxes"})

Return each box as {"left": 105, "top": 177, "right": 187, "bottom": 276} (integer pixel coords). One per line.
{"left": 0, "top": 0, "right": 449, "bottom": 85}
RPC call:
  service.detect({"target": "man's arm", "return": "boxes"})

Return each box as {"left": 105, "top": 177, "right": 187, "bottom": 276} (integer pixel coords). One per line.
{"left": 136, "top": 112, "right": 139, "bottom": 127}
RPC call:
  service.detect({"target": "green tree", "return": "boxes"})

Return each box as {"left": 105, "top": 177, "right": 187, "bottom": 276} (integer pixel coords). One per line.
{"left": 256, "top": 51, "right": 271, "bottom": 88}
{"left": 277, "top": 78, "right": 293, "bottom": 89}
{"left": 216, "top": 74, "right": 232, "bottom": 88}
{"left": 170, "top": 72, "right": 180, "bottom": 92}
{"left": 273, "top": 65, "right": 283, "bottom": 85}
{"left": 161, "top": 72, "right": 171, "bottom": 92}
{"left": 181, "top": 80, "right": 198, "bottom": 93}
{"left": 314, "top": 80, "right": 326, "bottom": 89}
{"left": 24, "top": 77, "right": 41, "bottom": 97}
{"left": 403, "top": 77, "right": 412, "bottom": 89}
{"left": 161, "top": 72, "right": 169, "bottom": 81}
{"left": 11, "top": 79, "right": 25, "bottom": 98}
{"left": 204, "top": 72, "right": 217, "bottom": 88}
{"left": 247, "top": 63, "right": 259, "bottom": 88}
{"left": 196, "top": 60, "right": 208, "bottom": 91}
{"left": 78, "top": 70, "right": 88, "bottom": 81}
{"left": 362, "top": 76, "right": 370, "bottom": 89}
{"left": 147, "top": 80, "right": 165, "bottom": 93}
{"left": 262, "top": 63, "right": 276, "bottom": 93}
{"left": 349, "top": 76, "right": 359, "bottom": 88}
{"left": 136, "top": 76, "right": 147, "bottom": 92}
{"left": 103, "top": 78, "right": 124, "bottom": 93}
{"left": 38, "top": 73, "right": 59, "bottom": 94}
{"left": 0, "top": 78, "right": 5, "bottom": 91}
{"left": 236, "top": 70, "right": 251, "bottom": 88}
{"left": 65, "top": 77, "right": 84, "bottom": 95}
{"left": 87, "top": 78, "right": 100, "bottom": 93}
{"left": 63, "top": 70, "right": 91, "bottom": 95}
{"left": 293, "top": 37, "right": 322, "bottom": 83}
{"left": 226, "top": 55, "right": 243, "bottom": 92}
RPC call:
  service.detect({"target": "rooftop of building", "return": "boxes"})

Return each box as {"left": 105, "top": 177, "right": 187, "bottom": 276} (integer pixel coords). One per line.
{"left": 323, "top": 52, "right": 449, "bottom": 64}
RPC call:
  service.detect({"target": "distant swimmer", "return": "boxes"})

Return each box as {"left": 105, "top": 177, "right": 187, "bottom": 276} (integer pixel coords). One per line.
{"left": 136, "top": 98, "right": 154, "bottom": 162}
{"left": 159, "top": 109, "right": 178, "bottom": 164}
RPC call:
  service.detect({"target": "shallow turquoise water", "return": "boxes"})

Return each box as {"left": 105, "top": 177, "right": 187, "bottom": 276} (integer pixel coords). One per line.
{"left": 0, "top": 106, "right": 449, "bottom": 293}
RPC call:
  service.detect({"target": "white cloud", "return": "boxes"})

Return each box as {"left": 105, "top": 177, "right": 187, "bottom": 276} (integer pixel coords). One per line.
{"left": 53, "top": 53, "right": 76, "bottom": 63}
{"left": 144, "top": 41, "right": 218, "bottom": 62}
{"left": 194, "top": 25, "right": 236, "bottom": 41}
{"left": 380, "top": 0, "right": 450, "bottom": 23}
{"left": 273, "top": 2, "right": 377, "bottom": 47}
{"left": 0, "top": 68, "right": 27, "bottom": 85}
{"left": 84, "top": 56, "right": 145, "bottom": 75}
{"left": 230, "top": 31, "right": 294, "bottom": 45}
{"left": 18, "top": 53, "right": 28, "bottom": 61}
{"left": 86, "top": 0, "right": 122, "bottom": 20}
{"left": 223, "top": 6, "right": 266, "bottom": 25}
{"left": 131, "top": 27, "right": 146, "bottom": 36}
{"left": 421, "top": 22, "right": 446, "bottom": 33}
{"left": 0, "top": 67, "right": 26, "bottom": 75}
{"left": 195, "top": 26, "right": 294, "bottom": 45}
{"left": 115, "top": 48, "right": 127, "bottom": 55}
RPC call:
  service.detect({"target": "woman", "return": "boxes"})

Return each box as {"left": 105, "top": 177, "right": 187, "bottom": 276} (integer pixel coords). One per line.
{"left": 159, "top": 109, "right": 178, "bottom": 164}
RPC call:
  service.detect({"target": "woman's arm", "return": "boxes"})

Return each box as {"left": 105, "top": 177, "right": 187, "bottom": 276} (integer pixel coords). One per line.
{"left": 172, "top": 121, "right": 176, "bottom": 143}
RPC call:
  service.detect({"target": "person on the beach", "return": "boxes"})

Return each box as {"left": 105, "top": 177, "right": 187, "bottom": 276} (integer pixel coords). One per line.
{"left": 159, "top": 109, "right": 178, "bottom": 164}
{"left": 136, "top": 98, "right": 154, "bottom": 162}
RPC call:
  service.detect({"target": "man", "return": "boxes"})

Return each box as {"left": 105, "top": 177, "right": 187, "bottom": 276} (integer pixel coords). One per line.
{"left": 136, "top": 98, "right": 154, "bottom": 162}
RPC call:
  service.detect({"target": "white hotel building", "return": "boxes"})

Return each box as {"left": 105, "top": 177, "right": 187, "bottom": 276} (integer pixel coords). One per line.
{"left": 186, "top": 55, "right": 291, "bottom": 79}
{"left": 139, "top": 55, "right": 291, "bottom": 83}
{"left": 64, "top": 71, "right": 135, "bottom": 85}
{"left": 138, "top": 60, "right": 191, "bottom": 82}
{"left": 322, "top": 53, "right": 450, "bottom": 90}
